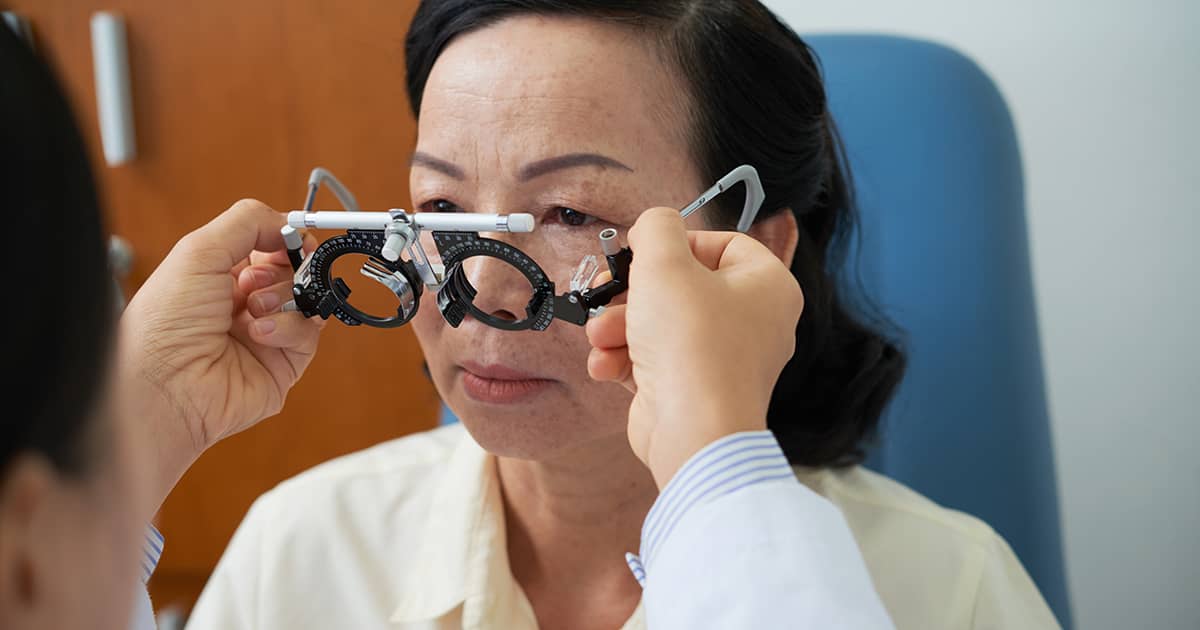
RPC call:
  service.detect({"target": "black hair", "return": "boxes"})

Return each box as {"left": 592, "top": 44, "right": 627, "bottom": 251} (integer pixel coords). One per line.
{"left": 0, "top": 25, "right": 115, "bottom": 477}
{"left": 406, "top": 0, "right": 906, "bottom": 467}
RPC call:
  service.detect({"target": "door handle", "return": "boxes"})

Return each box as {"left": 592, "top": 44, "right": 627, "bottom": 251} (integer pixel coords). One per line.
{"left": 109, "top": 235, "right": 134, "bottom": 310}
{"left": 1, "top": 12, "right": 34, "bottom": 48}
{"left": 91, "top": 12, "right": 136, "bottom": 166}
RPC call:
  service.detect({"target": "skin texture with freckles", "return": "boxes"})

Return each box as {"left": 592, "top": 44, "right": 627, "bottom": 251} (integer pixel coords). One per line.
{"left": 408, "top": 16, "right": 800, "bottom": 630}
{"left": 410, "top": 17, "right": 705, "bottom": 462}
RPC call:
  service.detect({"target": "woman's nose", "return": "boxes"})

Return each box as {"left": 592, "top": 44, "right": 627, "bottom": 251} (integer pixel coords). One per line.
{"left": 460, "top": 251, "right": 533, "bottom": 322}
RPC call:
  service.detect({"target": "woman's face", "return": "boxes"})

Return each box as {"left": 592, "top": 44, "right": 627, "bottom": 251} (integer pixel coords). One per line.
{"left": 410, "top": 16, "right": 708, "bottom": 459}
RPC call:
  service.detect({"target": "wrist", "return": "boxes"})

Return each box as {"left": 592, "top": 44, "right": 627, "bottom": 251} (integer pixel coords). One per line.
{"left": 115, "top": 324, "right": 207, "bottom": 517}
{"left": 636, "top": 430, "right": 791, "bottom": 573}
{"left": 647, "top": 413, "right": 768, "bottom": 489}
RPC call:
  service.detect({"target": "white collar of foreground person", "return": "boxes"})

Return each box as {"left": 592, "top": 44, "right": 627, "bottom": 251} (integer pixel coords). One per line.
{"left": 184, "top": 423, "right": 1061, "bottom": 630}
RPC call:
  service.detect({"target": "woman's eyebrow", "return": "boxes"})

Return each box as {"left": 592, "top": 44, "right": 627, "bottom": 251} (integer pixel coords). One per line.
{"left": 518, "top": 153, "right": 633, "bottom": 181}
{"left": 411, "top": 151, "right": 633, "bottom": 182}
{"left": 411, "top": 152, "right": 466, "bottom": 179}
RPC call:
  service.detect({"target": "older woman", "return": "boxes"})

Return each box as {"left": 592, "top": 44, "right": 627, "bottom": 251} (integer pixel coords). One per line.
{"left": 187, "top": 2, "right": 1058, "bottom": 630}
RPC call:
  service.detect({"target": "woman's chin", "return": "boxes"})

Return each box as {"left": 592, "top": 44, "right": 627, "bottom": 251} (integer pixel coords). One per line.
{"left": 449, "top": 396, "right": 620, "bottom": 461}
{"left": 457, "top": 408, "right": 577, "bottom": 460}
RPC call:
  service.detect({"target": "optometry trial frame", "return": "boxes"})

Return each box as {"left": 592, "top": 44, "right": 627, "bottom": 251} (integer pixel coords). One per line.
{"left": 282, "top": 164, "right": 765, "bottom": 332}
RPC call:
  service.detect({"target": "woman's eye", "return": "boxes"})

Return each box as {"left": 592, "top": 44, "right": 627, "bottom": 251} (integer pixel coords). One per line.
{"left": 555, "top": 207, "right": 595, "bottom": 227}
{"left": 426, "top": 199, "right": 461, "bottom": 213}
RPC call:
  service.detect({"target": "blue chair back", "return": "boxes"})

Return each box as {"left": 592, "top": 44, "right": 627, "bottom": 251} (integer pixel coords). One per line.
{"left": 809, "top": 34, "right": 1072, "bottom": 627}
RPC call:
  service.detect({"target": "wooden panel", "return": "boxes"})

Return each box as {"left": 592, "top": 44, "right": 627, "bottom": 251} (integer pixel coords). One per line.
{"left": 6, "top": 0, "right": 432, "bottom": 613}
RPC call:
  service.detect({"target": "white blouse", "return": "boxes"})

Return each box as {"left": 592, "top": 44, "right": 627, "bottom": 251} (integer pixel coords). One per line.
{"left": 181, "top": 424, "right": 1057, "bottom": 629}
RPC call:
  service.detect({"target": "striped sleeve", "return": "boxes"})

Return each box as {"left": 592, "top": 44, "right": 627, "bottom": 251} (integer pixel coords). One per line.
{"left": 625, "top": 430, "right": 793, "bottom": 586}
{"left": 140, "top": 524, "right": 165, "bottom": 584}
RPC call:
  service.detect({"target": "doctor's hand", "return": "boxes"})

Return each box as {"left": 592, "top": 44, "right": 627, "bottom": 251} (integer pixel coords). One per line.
{"left": 117, "top": 200, "right": 323, "bottom": 514}
{"left": 585, "top": 208, "right": 803, "bottom": 488}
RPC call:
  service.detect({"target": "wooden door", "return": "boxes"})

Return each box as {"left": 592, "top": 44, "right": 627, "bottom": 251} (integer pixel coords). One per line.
{"left": 5, "top": 0, "right": 435, "bottom": 613}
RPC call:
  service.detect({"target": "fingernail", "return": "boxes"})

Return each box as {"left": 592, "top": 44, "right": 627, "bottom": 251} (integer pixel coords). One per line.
{"left": 253, "top": 268, "right": 274, "bottom": 288}
{"left": 254, "top": 319, "right": 277, "bottom": 335}
{"left": 256, "top": 292, "right": 281, "bottom": 312}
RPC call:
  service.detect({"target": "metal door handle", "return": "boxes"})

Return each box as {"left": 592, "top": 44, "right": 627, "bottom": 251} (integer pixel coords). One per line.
{"left": 109, "top": 235, "right": 134, "bottom": 310}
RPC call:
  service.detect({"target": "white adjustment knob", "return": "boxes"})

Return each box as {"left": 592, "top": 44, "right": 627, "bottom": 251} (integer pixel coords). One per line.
{"left": 281, "top": 225, "right": 303, "bottom": 250}
{"left": 599, "top": 228, "right": 620, "bottom": 256}
{"left": 382, "top": 232, "right": 406, "bottom": 262}
{"left": 505, "top": 213, "right": 536, "bottom": 233}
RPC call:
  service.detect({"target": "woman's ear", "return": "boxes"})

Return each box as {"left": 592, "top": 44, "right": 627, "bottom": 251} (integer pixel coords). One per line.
{"left": 0, "top": 455, "right": 55, "bottom": 626}
{"left": 747, "top": 209, "right": 799, "bottom": 268}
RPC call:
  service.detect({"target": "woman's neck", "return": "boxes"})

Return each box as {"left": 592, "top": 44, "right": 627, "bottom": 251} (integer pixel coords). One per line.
{"left": 497, "top": 432, "right": 657, "bottom": 630}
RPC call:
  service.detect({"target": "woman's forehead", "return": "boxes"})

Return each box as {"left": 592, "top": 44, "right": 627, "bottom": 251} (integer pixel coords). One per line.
{"left": 416, "top": 16, "right": 689, "bottom": 173}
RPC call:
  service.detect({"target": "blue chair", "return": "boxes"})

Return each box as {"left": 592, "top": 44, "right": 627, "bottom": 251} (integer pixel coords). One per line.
{"left": 808, "top": 34, "right": 1072, "bottom": 627}
{"left": 441, "top": 33, "right": 1073, "bottom": 628}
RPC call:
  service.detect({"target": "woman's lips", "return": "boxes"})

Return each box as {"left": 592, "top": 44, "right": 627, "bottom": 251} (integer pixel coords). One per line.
{"left": 460, "top": 361, "right": 555, "bottom": 404}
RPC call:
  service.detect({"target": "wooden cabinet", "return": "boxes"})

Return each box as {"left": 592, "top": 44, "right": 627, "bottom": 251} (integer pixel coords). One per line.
{"left": 5, "top": 0, "right": 434, "bottom": 613}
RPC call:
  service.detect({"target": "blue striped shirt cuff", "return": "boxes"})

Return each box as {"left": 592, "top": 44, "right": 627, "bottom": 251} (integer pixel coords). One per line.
{"left": 140, "top": 524, "right": 164, "bottom": 584}
{"left": 625, "top": 430, "right": 794, "bottom": 587}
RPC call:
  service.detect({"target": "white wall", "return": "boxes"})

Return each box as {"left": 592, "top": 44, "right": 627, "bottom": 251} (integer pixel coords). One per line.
{"left": 761, "top": 0, "right": 1200, "bottom": 628}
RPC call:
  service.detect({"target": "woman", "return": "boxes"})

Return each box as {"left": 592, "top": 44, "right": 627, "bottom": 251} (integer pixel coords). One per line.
{"left": 188, "top": 1, "right": 1059, "bottom": 630}
{"left": 0, "top": 9, "right": 887, "bottom": 630}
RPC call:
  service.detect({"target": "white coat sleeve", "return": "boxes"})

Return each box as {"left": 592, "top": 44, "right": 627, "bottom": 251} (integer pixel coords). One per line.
{"left": 129, "top": 525, "right": 164, "bottom": 630}
{"left": 629, "top": 431, "right": 895, "bottom": 629}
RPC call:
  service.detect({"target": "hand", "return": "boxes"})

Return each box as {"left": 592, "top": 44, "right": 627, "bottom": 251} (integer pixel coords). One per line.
{"left": 585, "top": 208, "right": 803, "bottom": 487}
{"left": 116, "top": 200, "right": 323, "bottom": 513}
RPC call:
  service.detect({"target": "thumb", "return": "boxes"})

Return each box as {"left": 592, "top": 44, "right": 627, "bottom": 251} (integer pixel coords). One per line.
{"left": 627, "top": 207, "right": 695, "bottom": 269}
{"left": 179, "top": 199, "right": 288, "bottom": 274}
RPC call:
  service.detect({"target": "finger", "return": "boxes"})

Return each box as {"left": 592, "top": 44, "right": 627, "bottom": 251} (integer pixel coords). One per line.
{"left": 180, "top": 199, "right": 287, "bottom": 274}
{"left": 301, "top": 230, "right": 318, "bottom": 253}
{"left": 234, "top": 264, "right": 292, "bottom": 315}
{"left": 587, "top": 346, "right": 634, "bottom": 391}
{"left": 250, "top": 249, "right": 286, "bottom": 267}
{"left": 627, "top": 207, "right": 697, "bottom": 267}
{"left": 247, "top": 311, "right": 324, "bottom": 351}
{"left": 230, "top": 257, "right": 251, "bottom": 281}
{"left": 246, "top": 280, "right": 295, "bottom": 318}
{"left": 702, "top": 231, "right": 780, "bottom": 275}
{"left": 585, "top": 305, "right": 627, "bottom": 350}
{"left": 237, "top": 263, "right": 294, "bottom": 295}
{"left": 683, "top": 230, "right": 745, "bottom": 271}
{"left": 251, "top": 230, "right": 317, "bottom": 267}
